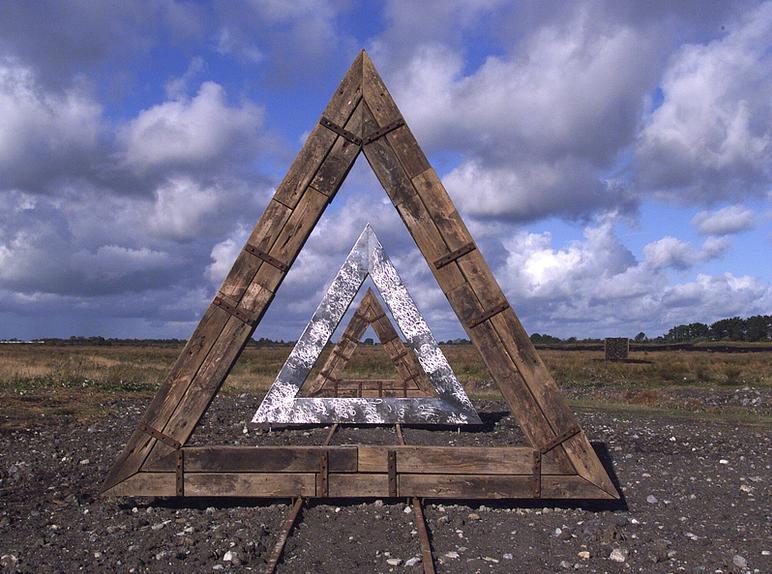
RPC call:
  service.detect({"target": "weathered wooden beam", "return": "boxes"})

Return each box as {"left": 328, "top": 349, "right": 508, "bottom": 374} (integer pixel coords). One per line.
{"left": 146, "top": 446, "right": 358, "bottom": 473}
{"left": 102, "top": 55, "right": 366, "bottom": 492}
{"left": 104, "top": 470, "right": 614, "bottom": 499}
{"left": 357, "top": 446, "right": 570, "bottom": 475}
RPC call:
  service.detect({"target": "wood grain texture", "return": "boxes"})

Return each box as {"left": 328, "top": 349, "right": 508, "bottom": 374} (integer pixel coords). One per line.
{"left": 357, "top": 446, "right": 568, "bottom": 475}
{"left": 399, "top": 474, "right": 534, "bottom": 499}
{"left": 184, "top": 473, "right": 316, "bottom": 497}
{"left": 146, "top": 446, "right": 358, "bottom": 473}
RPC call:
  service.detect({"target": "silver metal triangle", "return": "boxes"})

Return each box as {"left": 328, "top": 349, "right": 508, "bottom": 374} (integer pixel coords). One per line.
{"left": 252, "top": 225, "right": 481, "bottom": 425}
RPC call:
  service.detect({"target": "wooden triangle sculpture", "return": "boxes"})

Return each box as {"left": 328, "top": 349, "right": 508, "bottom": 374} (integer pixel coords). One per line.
{"left": 306, "top": 287, "right": 431, "bottom": 398}
{"left": 103, "top": 50, "right": 619, "bottom": 500}
{"left": 253, "top": 225, "right": 479, "bottom": 425}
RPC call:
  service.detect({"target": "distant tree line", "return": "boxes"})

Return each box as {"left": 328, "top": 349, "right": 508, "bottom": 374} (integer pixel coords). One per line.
{"left": 527, "top": 314, "right": 771, "bottom": 345}
{"left": 6, "top": 314, "right": 769, "bottom": 346}
{"left": 25, "top": 336, "right": 292, "bottom": 347}
{"left": 657, "top": 315, "right": 771, "bottom": 343}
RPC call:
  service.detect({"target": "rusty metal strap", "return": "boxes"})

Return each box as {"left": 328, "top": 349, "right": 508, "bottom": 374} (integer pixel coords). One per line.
{"left": 319, "top": 370, "right": 338, "bottom": 384}
{"left": 531, "top": 450, "right": 541, "bottom": 498}
{"left": 379, "top": 332, "right": 398, "bottom": 345}
{"left": 320, "top": 116, "right": 362, "bottom": 146}
{"left": 392, "top": 348, "right": 409, "bottom": 361}
{"left": 244, "top": 244, "right": 288, "bottom": 272}
{"left": 176, "top": 449, "right": 185, "bottom": 496}
{"left": 466, "top": 301, "right": 510, "bottom": 329}
{"left": 433, "top": 242, "right": 476, "bottom": 269}
{"left": 212, "top": 295, "right": 258, "bottom": 326}
{"left": 387, "top": 450, "right": 397, "bottom": 497}
{"left": 318, "top": 451, "right": 329, "bottom": 497}
{"left": 363, "top": 120, "right": 405, "bottom": 145}
{"left": 139, "top": 422, "right": 181, "bottom": 450}
{"left": 540, "top": 426, "right": 582, "bottom": 454}
{"left": 342, "top": 332, "right": 360, "bottom": 344}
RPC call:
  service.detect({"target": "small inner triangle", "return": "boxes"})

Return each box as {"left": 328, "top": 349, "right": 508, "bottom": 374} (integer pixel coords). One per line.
{"left": 304, "top": 286, "right": 432, "bottom": 398}
{"left": 252, "top": 224, "right": 481, "bottom": 425}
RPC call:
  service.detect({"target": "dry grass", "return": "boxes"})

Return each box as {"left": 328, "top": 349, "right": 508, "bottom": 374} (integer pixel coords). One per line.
{"left": 0, "top": 343, "right": 769, "bottom": 429}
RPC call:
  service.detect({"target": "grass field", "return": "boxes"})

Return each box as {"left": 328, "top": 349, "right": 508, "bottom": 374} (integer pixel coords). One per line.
{"left": 1, "top": 342, "right": 769, "bottom": 430}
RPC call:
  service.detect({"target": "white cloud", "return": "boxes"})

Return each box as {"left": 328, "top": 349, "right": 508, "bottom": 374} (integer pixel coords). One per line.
{"left": 643, "top": 235, "right": 729, "bottom": 270}
{"left": 120, "top": 81, "right": 264, "bottom": 173}
{"left": 635, "top": 2, "right": 772, "bottom": 202}
{"left": 206, "top": 225, "right": 249, "bottom": 284}
{"left": 692, "top": 204, "right": 755, "bottom": 235}
{"left": 378, "top": 10, "right": 658, "bottom": 222}
{"left": 0, "top": 60, "right": 103, "bottom": 191}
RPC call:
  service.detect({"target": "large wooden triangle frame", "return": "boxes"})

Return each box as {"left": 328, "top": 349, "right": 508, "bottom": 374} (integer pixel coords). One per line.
{"left": 306, "top": 287, "right": 431, "bottom": 398}
{"left": 103, "top": 51, "right": 619, "bottom": 500}
{"left": 252, "top": 225, "right": 480, "bottom": 425}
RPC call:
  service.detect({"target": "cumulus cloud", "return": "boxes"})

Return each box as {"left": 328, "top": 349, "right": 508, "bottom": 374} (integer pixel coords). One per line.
{"left": 376, "top": 8, "right": 659, "bottom": 222}
{"left": 493, "top": 220, "right": 762, "bottom": 337}
{"left": 634, "top": 2, "right": 772, "bottom": 202}
{"left": 119, "top": 81, "right": 264, "bottom": 173}
{"left": 0, "top": 60, "right": 104, "bottom": 192}
{"left": 642, "top": 236, "right": 728, "bottom": 270}
{"left": 692, "top": 205, "right": 755, "bottom": 235}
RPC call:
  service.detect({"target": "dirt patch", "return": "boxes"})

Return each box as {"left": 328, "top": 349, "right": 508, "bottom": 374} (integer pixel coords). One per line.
{"left": 0, "top": 395, "right": 769, "bottom": 573}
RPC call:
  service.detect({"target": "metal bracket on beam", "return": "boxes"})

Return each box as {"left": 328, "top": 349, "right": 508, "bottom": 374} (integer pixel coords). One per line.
{"left": 319, "top": 116, "right": 362, "bottom": 146}
{"left": 139, "top": 422, "right": 181, "bottom": 450}
{"left": 363, "top": 120, "right": 405, "bottom": 145}
{"left": 176, "top": 449, "right": 185, "bottom": 496}
{"left": 318, "top": 451, "right": 329, "bottom": 497}
{"left": 540, "top": 426, "right": 582, "bottom": 455}
{"left": 341, "top": 332, "right": 360, "bottom": 345}
{"left": 212, "top": 294, "right": 258, "bottom": 326}
{"left": 434, "top": 242, "right": 476, "bottom": 269}
{"left": 244, "top": 244, "right": 288, "bottom": 272}
{"left": 387, "top": 450, "right": 397, "bottom": 497}
{"left": 531, "top": 450, "right": 541, "bottom": 498}
{"left": 466, "top": 301, "right": 510, "bottom": 329}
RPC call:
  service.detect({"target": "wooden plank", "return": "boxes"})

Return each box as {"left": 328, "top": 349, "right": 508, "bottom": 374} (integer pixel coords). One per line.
{"left": 311, "top": 104, "right": 363, "bottom": 196}
{"left": 327, "top": 474, "right": 389, "bottom": 497}
{"left": 219, "top": 198, "right": 293, "bottom": 302}
{"left": 362, "top": 53, "right": 430, "bottom": 178}
{"left": 541, "top": 475, "right": 616, "bottom": 500}
{"left": 273, "top": 51, "right": 363, "bottom": 208}
{"left": 184, "top": 473, "right": 316, "bottom": 497}
{"left": 399, "top": 474, "right": 533, "bottom": 499}
{"left": 101, "top": 303, "right": 232, "bottom": 491}
{"left": 253, "top": 187, "right": 333, "bottom": 294}
{"left": 104, "top": 472, "right": 176, "bottom": 497}
{"left": 357, "top": 446, "right": 548, "bottom": 475}
{"left": 145, "top": 446, "right": 358, "bottom": 473}
{"left": 361, "top": 103, "right": 416, "bottom": 207}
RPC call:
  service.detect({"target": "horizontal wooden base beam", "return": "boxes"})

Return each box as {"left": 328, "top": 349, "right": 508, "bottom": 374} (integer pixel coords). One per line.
{"left": 107, "top": 445, "right": 617, "bottom": 500}
{"left": 105, "top": 471, "right": 614, "bottom": 500}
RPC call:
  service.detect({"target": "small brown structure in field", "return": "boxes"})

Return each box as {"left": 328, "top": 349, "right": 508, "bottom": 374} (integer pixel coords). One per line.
{"left": 605, "top": 337, "right": 629, "bottom": 361}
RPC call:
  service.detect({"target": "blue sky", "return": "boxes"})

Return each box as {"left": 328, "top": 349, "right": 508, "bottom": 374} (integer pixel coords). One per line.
{"left": 0, "top": 0, "right": 769, "bottom": 341}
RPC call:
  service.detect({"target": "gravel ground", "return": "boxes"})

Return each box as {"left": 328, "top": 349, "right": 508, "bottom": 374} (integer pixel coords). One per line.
{"left": 1, "top": 394, "right": 769, "bottom": 573}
